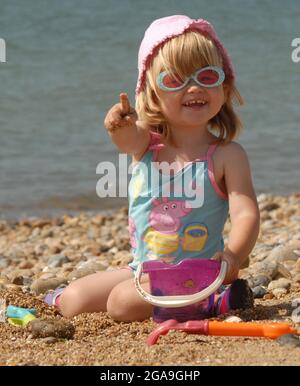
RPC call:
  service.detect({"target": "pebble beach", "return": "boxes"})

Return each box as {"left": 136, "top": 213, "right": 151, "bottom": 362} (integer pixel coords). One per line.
{"left": 1, "top": 192, "right": 300, "bottom": 366}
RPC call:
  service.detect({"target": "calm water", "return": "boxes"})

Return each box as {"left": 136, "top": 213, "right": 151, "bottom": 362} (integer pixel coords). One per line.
{"left": 0, "top": 0, "right": 300, "bottom": 219}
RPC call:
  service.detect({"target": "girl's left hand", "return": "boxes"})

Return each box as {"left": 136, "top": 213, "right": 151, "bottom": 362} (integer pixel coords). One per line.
{"left": 211, "top": 251, "right": 240, "bottom": 285}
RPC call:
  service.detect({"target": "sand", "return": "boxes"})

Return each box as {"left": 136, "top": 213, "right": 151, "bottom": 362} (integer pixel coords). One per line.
{"left": 0, "top": 193, "right": 300, "bottom": 366}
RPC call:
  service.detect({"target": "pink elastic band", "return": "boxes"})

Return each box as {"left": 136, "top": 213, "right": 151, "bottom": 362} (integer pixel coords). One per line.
{"left": 207, "top": 144, "right": 228, "bottom": 200}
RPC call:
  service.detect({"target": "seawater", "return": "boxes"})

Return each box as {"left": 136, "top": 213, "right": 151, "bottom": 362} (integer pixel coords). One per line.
{"left": 0, "top": 0, "right": 299, "bottom": 218}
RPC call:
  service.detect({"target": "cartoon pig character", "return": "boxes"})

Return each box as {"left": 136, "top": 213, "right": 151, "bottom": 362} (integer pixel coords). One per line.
{"left": 149, "top": 197, "right": 192, "bottom": 233}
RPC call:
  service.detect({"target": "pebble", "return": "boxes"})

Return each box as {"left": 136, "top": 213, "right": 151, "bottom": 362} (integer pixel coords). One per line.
{"left": 272, "top": 288, "right": 287, "bottom": 298}
{"left": 5, "top": 284, "right": 23, "bottom": 292}
{"left": 267, "top": 245, "right": 300, "bottom": 263}
{"left": 293, "top": 273, "right": 300, "bottom": 283}
{"left": 67, "top": 267, "right": 101, "bottom": 281}
{"left": 277, "top": 263, "right": 292, "bottom": 279}
{"left": 30, "top": 277, "right": 68, "bottom": 295}
{"left": 18, "top": 261, "right": 34, "bottom": 269}
{"left": 247, "top": 274, "right": 271, "bottom": 289}
{"left": 268, "top": 278, "right": 291, "bottom": 291}
{"left": 47, "top": 254, "right": 70, "bottom": 268}
{"left": 263, "top": 293, "right": 274, "bottom": 300}
{"left": 252, "top": 286, "right": 267, "bottom": 299}
{"left": 277, "top": 334, "right": 300, "bottom": 348}
{"left": 41, "top": 337, "right": 59, "bottom": 344}
{"left": 11, "top": 275, "right": 24, "bottom": 286}
{"left": 30, "top": 319, "right": 75, "bottom": 339}
{"left": 76, "top": 260, "right": 108, "bottom": 271}
{"left": 224, "top": 316, "right": 242, "bottom": 323}
{"left": 0, "top": 258, "right": 9, "bottom": 270}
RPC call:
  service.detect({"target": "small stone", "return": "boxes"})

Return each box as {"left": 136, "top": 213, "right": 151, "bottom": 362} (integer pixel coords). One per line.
{"left": 260, "top": 202, "right": 280, "bottom": 212}
{"left": 108, "top": 247, "right": 118, "bottom": 255}
{"left": 18, "top": 261, "right": 34, "bottom": 270}
{"left": 42, "top": 337, "right": 59, "bottom": 344}
{"left": 111, "top": 251, "right": 133, "bottom": 266}
{"left": 38, "top": 272, "right": 56, "bottom": 280}
{"left": 224, "top": 316, "right": 242, "bottom": 323}
{"left": 0, "top": 277, "right": 9, "bottom": 285}
{"left": 5, "top": 284, "right": 23, "bottom": 292}
{"left": 76, "top": 260, "right": 108, "bottom": 271}
{"left": 11, "top": 275, "right": 24, "bottom": 285}
{"left": 268, "top": 278, "right": 291, "bottom": 291}
{"left": 263, "top": 293, "right": 274, "bottom": 300}
{"left": 268, "top": 245, "right": 299, "bottom": 263}
{"left": 0, "top": 258, "right": 9, "bottom": 270}
{"left": 293, "top": 273, "right": 300, "bottom": 283}
{"left": 247, "top": 275, "right": 271, "bottom": 289}
{"left": 31, "top": 277, "right": 68, "bottom": 295}
{"left": 272, "top": 288, "right": 287, "bottom": 298}
{"left": 30, "top": 319, "right": 75, "bottom": 339}
{"left": 47, "top": 254, "right": 69, "bottom": 268}
{"left": 67, "top": 267, "right": 97, "bottom": 281}
{"left": 252, "top": 286, "right": 267, "bottom": 299}
{"left": 257, "top": 193, "right": 269, "bottom": 203}
{"left": 40, "top": 229, "right": 54, "bottom": 238}
{"left": 250, "top": 261, "right": 278, "bottom": 279}
{"left": 277, "top": 334, "right": 300, "bottom": 348}
{"left": 277, "top": 263, "right": 292, "bottom": 279}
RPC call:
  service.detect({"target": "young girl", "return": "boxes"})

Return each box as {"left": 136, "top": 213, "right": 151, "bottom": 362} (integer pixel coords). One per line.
{"left": 46, "top": 15, "right": 260, "bottom": 321}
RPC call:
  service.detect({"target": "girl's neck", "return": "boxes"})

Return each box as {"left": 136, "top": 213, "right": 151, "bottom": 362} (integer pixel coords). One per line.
{"left": 168, "top": 125, "right": 215, "bottom": 151}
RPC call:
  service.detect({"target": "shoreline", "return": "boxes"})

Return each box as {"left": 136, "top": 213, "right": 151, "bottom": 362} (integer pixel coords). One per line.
{"left": 0, "top": 192, "right": 300, "bottom": 365}
{"left": 1, "top": 191, "right": 299, "bottom": 222}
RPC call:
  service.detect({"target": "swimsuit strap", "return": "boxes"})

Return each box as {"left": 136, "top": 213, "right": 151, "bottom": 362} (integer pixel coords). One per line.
{"left": 206, "top": 142, "right": 228, "bottom": 200}
{"left": 206, "top": 143, "right": 218, "bottom": 159}
{"left": 148, "top": 131, "right": 165, "bottom": 161}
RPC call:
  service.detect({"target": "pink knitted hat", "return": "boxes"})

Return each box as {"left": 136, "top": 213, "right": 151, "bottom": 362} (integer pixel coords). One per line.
{"left": 136, "top": 15, "right": 235, "bottom": 95}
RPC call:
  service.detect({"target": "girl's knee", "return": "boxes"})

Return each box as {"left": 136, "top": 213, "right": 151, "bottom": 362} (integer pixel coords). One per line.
{"left": 59, "top": 284, "right": 85, "bottom": 318}
{"left": 106, "top": 284, "right": 152, "bottom": 322}
{"left": 106, "top": 286, "right": 130, "bottom": 322}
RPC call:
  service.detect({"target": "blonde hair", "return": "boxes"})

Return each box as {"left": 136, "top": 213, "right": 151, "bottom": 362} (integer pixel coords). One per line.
{"left": 135, "top": 31, "right": 244, "bottom": 145}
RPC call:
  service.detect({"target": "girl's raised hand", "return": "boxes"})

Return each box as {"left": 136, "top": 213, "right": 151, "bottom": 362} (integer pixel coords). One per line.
{"left": 104, "top": 93, "right": 137, "bottom": 133}
{"left": 120, "top": 93, "right": 131, "bottom": 116}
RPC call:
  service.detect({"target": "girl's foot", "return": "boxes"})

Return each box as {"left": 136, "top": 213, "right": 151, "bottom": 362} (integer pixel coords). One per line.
{"left": 214, "top": 279, "right": 254, "bottom": 315}
{"left": 44, "top": 287, "right": 65, "bottom": 306}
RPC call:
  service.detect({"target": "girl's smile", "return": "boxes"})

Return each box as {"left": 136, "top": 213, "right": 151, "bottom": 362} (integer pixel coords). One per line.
{"left": 158, "top": 81, "right": 226, "bottom": 132}
{"left": 182, "top": 98, "right": 208, "bottom": 109}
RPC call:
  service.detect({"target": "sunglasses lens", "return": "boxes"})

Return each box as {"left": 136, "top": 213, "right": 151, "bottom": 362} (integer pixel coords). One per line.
{"left": 162, "top": 73, "right": 184, "bottom": 89}
{"left": 197, "top": 69, "right": 220, "bottom": 86}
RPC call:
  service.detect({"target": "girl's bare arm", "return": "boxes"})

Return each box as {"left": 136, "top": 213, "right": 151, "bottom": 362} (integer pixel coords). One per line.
{"left": 212, "top": 142, "right": 260, "bottom": 284}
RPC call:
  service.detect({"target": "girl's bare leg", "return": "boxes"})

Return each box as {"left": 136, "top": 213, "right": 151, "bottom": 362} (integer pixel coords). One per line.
{"left": 59, "top": 268, "right": 133, "bottom": 318}
{"left": 106, "top": 274, "right": 153, "bottom": 322}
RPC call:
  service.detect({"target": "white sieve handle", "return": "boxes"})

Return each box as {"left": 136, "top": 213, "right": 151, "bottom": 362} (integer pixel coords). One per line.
{"left": 134, "top": 261, "right": 227, "bottom": 308}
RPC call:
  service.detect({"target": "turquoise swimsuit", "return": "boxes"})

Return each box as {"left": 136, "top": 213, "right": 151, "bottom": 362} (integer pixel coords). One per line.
{"left": 128, "top": 131, "right": 229, "bottom": 271}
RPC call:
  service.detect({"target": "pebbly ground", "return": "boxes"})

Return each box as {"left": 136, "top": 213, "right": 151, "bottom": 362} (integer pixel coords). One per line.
{"left": 0, "top": 193, "right": 300, "bottom": 366}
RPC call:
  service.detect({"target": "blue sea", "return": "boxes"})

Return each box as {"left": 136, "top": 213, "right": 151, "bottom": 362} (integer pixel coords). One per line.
{"left": 0, "top": 0, "right": 299, "bottom": 219}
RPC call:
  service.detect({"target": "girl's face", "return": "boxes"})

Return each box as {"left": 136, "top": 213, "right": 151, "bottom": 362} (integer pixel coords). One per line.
{"left": 157, "top": 76, "right": 227, "bottom": 132}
